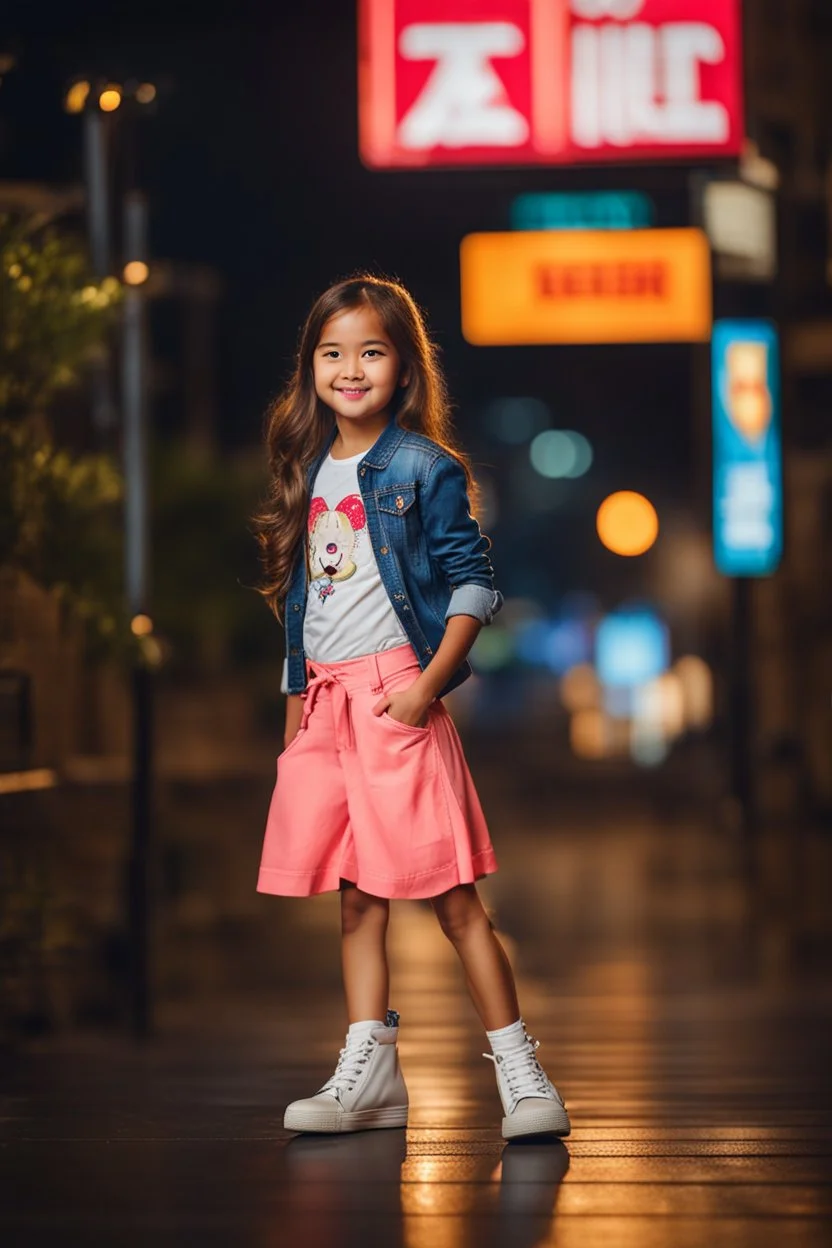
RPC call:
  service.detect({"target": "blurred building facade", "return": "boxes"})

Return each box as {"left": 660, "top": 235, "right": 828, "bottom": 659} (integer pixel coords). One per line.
{"left": 744, "top": 0, "right": 832, "bottom": 825}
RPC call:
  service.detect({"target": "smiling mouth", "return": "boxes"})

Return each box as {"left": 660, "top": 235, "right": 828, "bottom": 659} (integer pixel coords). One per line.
{"left": 337, "top": 388, "right": 369, "bottom": 397}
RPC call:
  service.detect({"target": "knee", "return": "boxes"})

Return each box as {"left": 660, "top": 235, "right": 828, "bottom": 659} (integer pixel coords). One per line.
{"left": 432, "top": 887, "right": 490, "bottom": 945}
{"left": 340, "top": 885, "right": 389, "bottom": 937}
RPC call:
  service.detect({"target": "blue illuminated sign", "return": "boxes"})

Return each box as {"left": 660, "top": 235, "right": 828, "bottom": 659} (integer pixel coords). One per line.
{"left": 712, "top": 321, "right": 783, "bottom": 577}
{"left": 510, "top": 191, "right": 654, "bottom": 232}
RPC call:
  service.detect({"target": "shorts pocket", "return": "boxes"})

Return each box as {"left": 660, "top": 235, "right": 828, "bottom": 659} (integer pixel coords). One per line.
{"left": 278, "top": 728, "right": 305, "bottom": 760}
{"left": 382, "top": 709, "right": 431, "bottom": 735}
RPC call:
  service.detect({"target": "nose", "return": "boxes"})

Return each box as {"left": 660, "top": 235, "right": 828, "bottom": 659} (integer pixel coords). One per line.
{"left": 326, "top": 542, "right": 337, "bottom": 554}
{"left": 341, "top": 356, "right": 364, "bottom": 379}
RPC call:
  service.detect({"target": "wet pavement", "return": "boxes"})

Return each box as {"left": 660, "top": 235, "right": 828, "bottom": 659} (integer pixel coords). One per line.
{"left": 1, "top": 774, "right": 831, "bottom": 1246}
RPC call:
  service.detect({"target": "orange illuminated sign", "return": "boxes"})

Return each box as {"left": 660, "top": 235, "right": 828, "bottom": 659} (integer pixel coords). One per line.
{"left": 460, "top": 229, "right": 712, "bottom": 345}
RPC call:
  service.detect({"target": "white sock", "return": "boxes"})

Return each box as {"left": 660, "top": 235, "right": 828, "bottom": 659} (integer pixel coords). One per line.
{"left": 347, "top": 1018, "right": 386, "bottom": 1040}
{"left": 486, "top": 1018, "right": 526, "bottom": 1054}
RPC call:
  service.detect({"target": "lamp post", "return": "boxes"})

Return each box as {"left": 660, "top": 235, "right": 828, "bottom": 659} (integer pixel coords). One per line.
{"left": 67, "top": 76, "right": 159, "bottom": 1038}
{"left": 80, "top": 88, "right": 117, "bottom": 434}
{"left": 123, "top": 191, "right": 153, "bottom": 1038}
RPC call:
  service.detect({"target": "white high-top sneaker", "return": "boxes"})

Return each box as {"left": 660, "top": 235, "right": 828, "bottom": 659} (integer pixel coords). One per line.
{"left": 283, "top": 1010, "right": 408, "bottom": 1134}
{"left": 484, "top": 1029, "right": 571, "bottom": 1140}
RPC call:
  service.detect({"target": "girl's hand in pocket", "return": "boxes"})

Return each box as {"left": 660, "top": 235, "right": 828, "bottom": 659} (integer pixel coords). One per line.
{"left": 373, "top": 687, "right": 432, "bottom": 728}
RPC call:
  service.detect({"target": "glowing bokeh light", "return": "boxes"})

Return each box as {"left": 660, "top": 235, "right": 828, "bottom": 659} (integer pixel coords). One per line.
{"left": 630, "top": 724, "right": 668, "bottom": 767}
{"left": 530, "top": 429, "right": 593, "bottom": 479}
{"left": 596, "top": 607, "right": 669, "bottom": 688}
{"left": 515, "top": 616, "right": 593, "bottom": 673}
{"left": 471, "top": 626, "right": 513, "bottom": 671}
{"left": 130, "top": 614, "right": 153, "bottom": 637}
{"left": 99, "top": 85, "right": 123, "bottom": 112}
{"left": 570, "top": 709, "right": 609, "bottom": 759}
{"left": 633, "top": 672, "right": 685, "bottom": 738}
{"left": 603, "top": 683, "right": 633, "bottom": 719}
{"left": 136, "top": 83, "right": 157, "bottom": 104}
{"left": 630, "top": 670, "right": 686, "bottom": 768}
{"left": 654, "top": 672, "right": 686, "bottom": 738}
{"left": 560, "top": 663, "right": 600, "bottom": 713}
{"left": 597, "top": 491, "right": 658, "bottom": 555}
{"left": 123, "top": 261, "right": 149, "bottom": 286}
{"left": 673, "top": 655, "right": 714, "bottom": 729}
{"left": 484, "top": 396, "right": 550, "bottom": 444}
{"left": 65, "top": 81, "right": 90, "bottom": 114}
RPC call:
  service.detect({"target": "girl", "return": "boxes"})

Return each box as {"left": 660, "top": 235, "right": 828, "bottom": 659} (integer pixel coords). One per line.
{"left": 255, "top": 275, "right": 569, "bottom": 1141}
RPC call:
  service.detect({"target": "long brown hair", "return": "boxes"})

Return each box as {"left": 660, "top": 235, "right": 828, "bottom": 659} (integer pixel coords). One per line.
{"left": 254, "top": 274, "right": 480, "bottom": 622}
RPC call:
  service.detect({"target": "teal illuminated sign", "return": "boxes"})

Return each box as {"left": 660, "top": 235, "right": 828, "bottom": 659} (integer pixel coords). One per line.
{"left": 510, "top": 192, "right": 654, "bottom": 232}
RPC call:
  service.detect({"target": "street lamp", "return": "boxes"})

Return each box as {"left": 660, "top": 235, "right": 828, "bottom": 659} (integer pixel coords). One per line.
{"left": 123, "top": 260, "right": 149, "bottom": 286}
{"left": 64, "top": 80, "right": 90, "bottom": 114}
{"left": 98, "top": 84, "right": 122, "bottom": 113}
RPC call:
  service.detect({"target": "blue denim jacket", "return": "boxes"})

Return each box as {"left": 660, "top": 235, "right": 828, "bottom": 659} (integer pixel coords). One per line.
{"left": 281, "top": 416, "right": 503, "bottom": 699}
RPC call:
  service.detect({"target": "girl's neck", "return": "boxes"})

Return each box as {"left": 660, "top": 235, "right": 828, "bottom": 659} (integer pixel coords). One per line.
{"left": 329, "top": 412, "right": 392, "bottom": 460}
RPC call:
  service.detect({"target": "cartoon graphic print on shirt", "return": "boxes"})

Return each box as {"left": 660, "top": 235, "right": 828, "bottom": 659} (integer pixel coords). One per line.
{"left": 308, "top": 493, "right": 367, "bottom": 603}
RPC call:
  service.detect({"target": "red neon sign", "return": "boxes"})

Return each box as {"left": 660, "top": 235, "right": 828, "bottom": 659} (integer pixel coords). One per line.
{"left": 358, "top": 0, "right": 744, "bottom": 168}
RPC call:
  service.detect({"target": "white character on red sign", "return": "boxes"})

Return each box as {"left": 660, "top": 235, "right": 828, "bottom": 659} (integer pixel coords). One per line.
{"left": 398, "top": 22, "right": 529, "bottom": 149}
{"left": 572, "top": 0, "right": 645, "bottom": 17}
{"left": 572, "top": 16, "right": 730, "bottom": 148}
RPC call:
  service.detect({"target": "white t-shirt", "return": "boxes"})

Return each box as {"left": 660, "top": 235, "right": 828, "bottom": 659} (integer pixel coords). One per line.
{"left": 302, "top": 450, "right": 409, "bottom": 663}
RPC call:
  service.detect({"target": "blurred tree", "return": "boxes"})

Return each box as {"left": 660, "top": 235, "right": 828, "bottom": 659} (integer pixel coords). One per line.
{"left": 0, "top": 420, "right": 124, "bottom": 650}
{"left": 0, "top": 213, "right": 121, "bottom": 419}
{"left": 151, "top": 441, "right": 272, "bottom": 672}
{"left": 0, "top": 213, "right": 127, "bottom": 650}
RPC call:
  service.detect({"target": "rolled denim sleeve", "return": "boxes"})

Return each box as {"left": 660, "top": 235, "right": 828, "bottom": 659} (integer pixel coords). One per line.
{"left": 422, "top": 454, "right": 503, "bottom": 627}
{"left": 445, "top": 582, "right": 503, "bottom": 625}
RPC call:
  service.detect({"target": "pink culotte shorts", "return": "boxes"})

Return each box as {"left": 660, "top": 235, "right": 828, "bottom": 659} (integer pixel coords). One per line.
{"left": 256, "top": 642, "right": 498, "bottom": 900}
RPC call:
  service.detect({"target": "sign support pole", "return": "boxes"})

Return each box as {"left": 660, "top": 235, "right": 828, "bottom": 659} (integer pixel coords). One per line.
{"left": 729, "top": 577, "right": 757, "bottom": 874}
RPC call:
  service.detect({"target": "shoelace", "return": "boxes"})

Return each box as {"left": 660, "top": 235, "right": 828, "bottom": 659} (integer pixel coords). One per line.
{"left": 483, "top": 1033, "right": 558, "bottom": 1107}
{"left": 319, "top": 1036, "right": 375, "bottom": 1100}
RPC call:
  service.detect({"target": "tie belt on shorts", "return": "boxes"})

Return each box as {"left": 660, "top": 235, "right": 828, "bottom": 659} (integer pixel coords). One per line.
{"left": 301, "top": 672, "right": 355, "bottom": 752}
{"left": 301, "top": 652, "right": 390, "bottom": 753}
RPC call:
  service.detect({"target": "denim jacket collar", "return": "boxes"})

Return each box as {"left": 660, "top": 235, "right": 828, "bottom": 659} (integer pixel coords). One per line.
{"left": 359, "top": 415, "right": 408, "bottom": 469}
{"left": 307, "top": 414, "right": 405, "bottom": 485}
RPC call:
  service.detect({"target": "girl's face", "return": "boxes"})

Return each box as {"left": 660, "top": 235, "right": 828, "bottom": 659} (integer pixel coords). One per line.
{"left": 313, "top": 303, "right": 406, "bottom": 428}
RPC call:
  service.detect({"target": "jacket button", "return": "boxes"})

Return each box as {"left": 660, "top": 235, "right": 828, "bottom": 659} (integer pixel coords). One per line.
{"left": 290, "top": 647, "right": 299, "bottom": 655}
{"left": 395, "top": 496, "right": 404, "bottom": 510}
{"left": 292, "top": 604, "right": 300, "bottom": 612}
{"left": 380, "top": 546, "right": 388, "bottom": 555}
{"left": 403, "top": 605, "right": 409, "bottom": 612}
{"left": 360, "top": 467, "right": 366, "bottom": 476}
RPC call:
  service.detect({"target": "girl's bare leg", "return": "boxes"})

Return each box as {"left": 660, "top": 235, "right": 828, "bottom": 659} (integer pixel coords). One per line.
{"left": 431, "top": 884, "right": 520, "bottom": 1031}
{"left": 340, "top": 882, "right": 390, "bottom": 1024}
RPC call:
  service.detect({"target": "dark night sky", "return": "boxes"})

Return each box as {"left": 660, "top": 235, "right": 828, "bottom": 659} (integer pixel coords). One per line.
{"left": 2, "top": 0, "right": 719, "bottom": 603}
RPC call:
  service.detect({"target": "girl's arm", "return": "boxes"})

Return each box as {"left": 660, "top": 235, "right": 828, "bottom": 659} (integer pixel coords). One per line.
{"left": 284, "top": 693, "right": 304, "bottom": 748}
{"left": 372, "top": 614, "right": 482, "bottom": 727}
{"left": 419, "top": 454, "right": 502, "bottom": 620}
{"left": 371, "top": 453, "right": 502, "bottom": 726}
{"left": 413, "top": 613, "right": 482, "bottom": 702}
